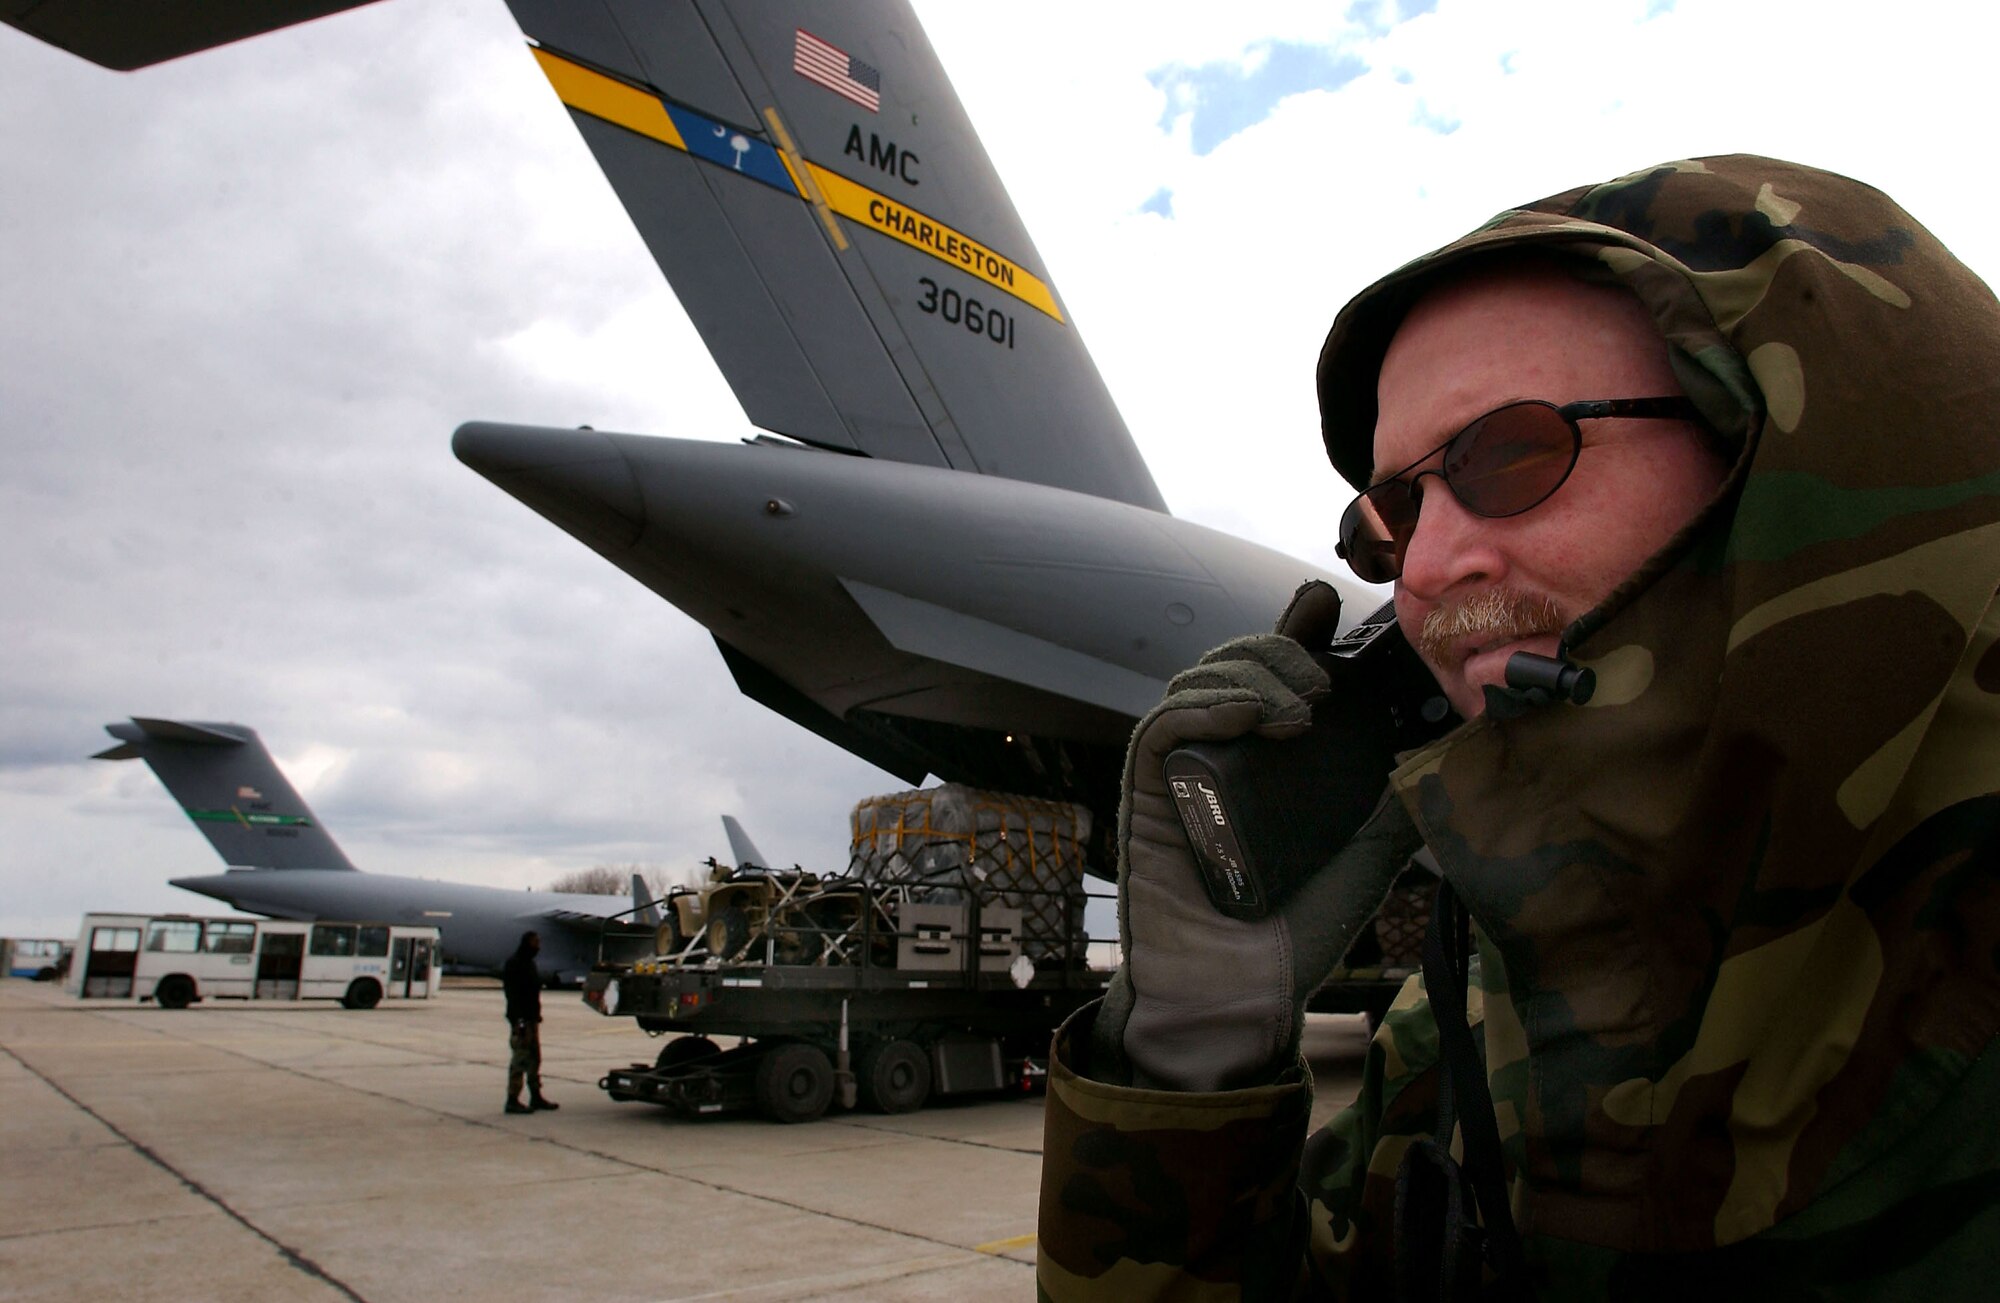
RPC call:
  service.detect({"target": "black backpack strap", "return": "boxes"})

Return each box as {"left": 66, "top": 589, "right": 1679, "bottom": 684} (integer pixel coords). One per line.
{"left": 1394, "top": 1136, "right": 1485, "bottom": 1301}
{"left": 1394, "top": 879, "right": 1529, "bottom": 1301}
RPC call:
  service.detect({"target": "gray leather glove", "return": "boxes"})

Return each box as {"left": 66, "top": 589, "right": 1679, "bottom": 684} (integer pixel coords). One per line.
{"left": 1093, "top": 581, "right": 1425, "bottom": 1091}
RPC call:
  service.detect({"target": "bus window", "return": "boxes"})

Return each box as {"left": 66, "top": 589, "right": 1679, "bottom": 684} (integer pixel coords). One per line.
{"left": 202, "top": 922, "right": 256, "bottom": 954}
{"left": 357, "top": 925, "right": 389, "bottom": 958}
{"left": 92, "top": 927, "right": 140, "bottom": 953}
{"left": 309, "top": 924, "right": 357, "bottom": 957}
{"left": 145, "top": 920, "right": 201, "bottom": 953}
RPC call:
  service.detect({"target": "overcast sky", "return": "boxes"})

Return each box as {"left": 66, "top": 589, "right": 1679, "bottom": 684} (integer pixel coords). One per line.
{"left": 4, "top": 0, "right": 1997, "bottom": 938}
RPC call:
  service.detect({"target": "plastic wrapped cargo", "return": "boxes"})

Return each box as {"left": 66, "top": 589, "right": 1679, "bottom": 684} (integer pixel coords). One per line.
{"left": 849, "top": 784, "right": 1091, "bottom": 959}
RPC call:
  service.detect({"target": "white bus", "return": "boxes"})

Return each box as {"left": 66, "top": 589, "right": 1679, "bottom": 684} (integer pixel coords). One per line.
{"left": 4, "top": 937, "right": 71, "bottom": 980}
{"left": 65, "top": 913, "right": 441, "bottom": 1010}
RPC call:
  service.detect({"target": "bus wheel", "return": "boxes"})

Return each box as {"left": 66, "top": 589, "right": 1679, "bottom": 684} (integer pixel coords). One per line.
{"left": 341, "top": 978, "right": 382, "bottom": 1010}
{"left": 754, "top": 1042, "right": 834, "bottom": 1124}
{"left": 856, "top": 1039, "right": 932, "bottom": 1114}
{"left": 154, "top": 975, "right": 195, "bottom": 1009}
{"left": 655, "top": 1035, "right": 721, "bottom": 1072}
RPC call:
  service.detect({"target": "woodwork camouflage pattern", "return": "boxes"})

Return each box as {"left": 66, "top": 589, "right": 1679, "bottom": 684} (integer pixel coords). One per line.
{"left": 1039, "top": 156, "right": 2000, "bottom": 1298}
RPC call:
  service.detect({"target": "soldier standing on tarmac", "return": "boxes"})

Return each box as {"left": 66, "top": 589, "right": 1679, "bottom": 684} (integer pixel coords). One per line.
{"left": 1038, "top": 156, "right": 2000, "bottom": 1299}
{"left": 503, "top": 931, "right": 558, "bottom": 1115}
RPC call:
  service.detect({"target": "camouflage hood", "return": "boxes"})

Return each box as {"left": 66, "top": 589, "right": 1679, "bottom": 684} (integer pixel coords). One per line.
{"left": 1318, "top": 156, "right": 2000, "bottom": 1253}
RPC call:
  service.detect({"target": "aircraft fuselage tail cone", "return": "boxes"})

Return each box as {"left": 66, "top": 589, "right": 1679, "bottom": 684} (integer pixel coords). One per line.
{"left": 453, "top": 423, "right": 1356, "bottom": 821}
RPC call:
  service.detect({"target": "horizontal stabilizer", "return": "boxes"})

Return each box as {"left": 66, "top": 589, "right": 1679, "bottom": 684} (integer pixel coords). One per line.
{"left": 97, "top": 716, "right": 357, "bottom": 871}
{"left": 94, "top": 716, "right": 255, "bottom": 766}
{"left": 121, "top": 716, "right": 252, "bottom": 747}
{"left": 0, "top": 0, "right": 384, "bottom": 70}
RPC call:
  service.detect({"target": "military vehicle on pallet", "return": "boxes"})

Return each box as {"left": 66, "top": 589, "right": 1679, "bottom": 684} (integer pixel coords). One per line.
{"left": 583, "top": 784, "right": 1114, "bottom": 1122}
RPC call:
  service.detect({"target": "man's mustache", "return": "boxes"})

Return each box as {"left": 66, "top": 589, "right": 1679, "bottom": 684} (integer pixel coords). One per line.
{"left": 1417, "top": 590, "right": 1566, "bottom": 664}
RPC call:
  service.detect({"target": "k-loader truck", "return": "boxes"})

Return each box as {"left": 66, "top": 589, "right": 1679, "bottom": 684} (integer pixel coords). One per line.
{"left": 584, "top": 785, "right": 1110, "bottom": 1122}
{"left": 582, "top": 784, "right": 1431, "bottom": 1122}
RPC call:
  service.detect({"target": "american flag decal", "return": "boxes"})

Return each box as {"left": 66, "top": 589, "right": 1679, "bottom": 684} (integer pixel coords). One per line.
{"left": 793, "top": 29, "right": 881, "bottom": 112}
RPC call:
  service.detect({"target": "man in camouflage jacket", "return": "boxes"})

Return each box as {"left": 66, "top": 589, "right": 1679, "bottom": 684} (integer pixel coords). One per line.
{"left": 1038, "top": 156, "right": 2000, "bottom": 1299}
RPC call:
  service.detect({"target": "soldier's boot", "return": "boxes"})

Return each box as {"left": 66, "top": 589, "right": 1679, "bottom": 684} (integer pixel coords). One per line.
{"left": 505, "top": 1098, "right": 532, "bottom": 1115}
{"left": 506, "top": 1068, "right": 530, "bottom": 1114}
{"left": 529, "top": 1079, "right": 559, "bottom": 1111}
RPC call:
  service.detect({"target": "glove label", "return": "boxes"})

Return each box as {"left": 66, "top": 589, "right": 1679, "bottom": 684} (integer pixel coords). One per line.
{"left": 1163, "top": 753, "right": 1262, "bottom": 916}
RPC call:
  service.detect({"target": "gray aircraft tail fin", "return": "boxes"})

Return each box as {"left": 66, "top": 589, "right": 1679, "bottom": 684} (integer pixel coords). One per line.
{"left": 96, "top": 717, "right": 358, "bottom": 871}
{"left": 720, "top": 814, "right": 770, "bottom": 871}
{"left": 630, "top": 872, "right": 660, "bottom": 927}
{"left": 497, "top": 0, "right": 1166, "bottom": 509}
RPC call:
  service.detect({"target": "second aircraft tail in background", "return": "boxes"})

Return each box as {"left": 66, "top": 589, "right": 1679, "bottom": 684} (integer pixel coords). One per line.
{"left": 95, "top": 717, "right": 357, "bottom": 872}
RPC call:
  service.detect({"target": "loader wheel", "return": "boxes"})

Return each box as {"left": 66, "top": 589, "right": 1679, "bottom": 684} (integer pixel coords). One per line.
{"left": 655, "top": 1035, "right": 721, "bottom": 1071}
{"left": 154, "top": 975, "right": 195, "bottom": 1009}
{"left": 856, "top": 1038, "right": 931, "bottom": 1115}
{"left": 707, "top": 904, "right": 750, "bottom": 960}
{"left": 754, "top": 1042, "right": 835, "bottom": 1124}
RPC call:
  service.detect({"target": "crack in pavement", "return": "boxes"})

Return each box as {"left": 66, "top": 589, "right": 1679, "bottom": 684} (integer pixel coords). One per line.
{"left": 0, "top": 1040, "right": 370, "bottom": 1302}
{"left": 3, "top": 1007, "right": 1033, "bottom": 1280}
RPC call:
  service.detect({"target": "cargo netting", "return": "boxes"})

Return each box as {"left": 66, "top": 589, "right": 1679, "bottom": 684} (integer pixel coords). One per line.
{"left": 1369, "top": 868, "right": 1433, "bottom": 968}
{"left": 849, "top": 784, "right": 1091, "bottom": 959}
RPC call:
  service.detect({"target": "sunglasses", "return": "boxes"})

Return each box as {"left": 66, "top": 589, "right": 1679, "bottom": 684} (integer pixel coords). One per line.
{"left": 1335, "top": 397, "right": 1702, "bottom": 584}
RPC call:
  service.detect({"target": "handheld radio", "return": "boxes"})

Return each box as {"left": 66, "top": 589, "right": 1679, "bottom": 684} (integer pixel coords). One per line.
{"left": 1163, "top": 601, "right": 1452, "bottom": 921}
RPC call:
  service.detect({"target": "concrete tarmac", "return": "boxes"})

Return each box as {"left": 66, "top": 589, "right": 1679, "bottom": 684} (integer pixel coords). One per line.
{"left": 0, "top": 977, "right": 1372, "bottom": 1302}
